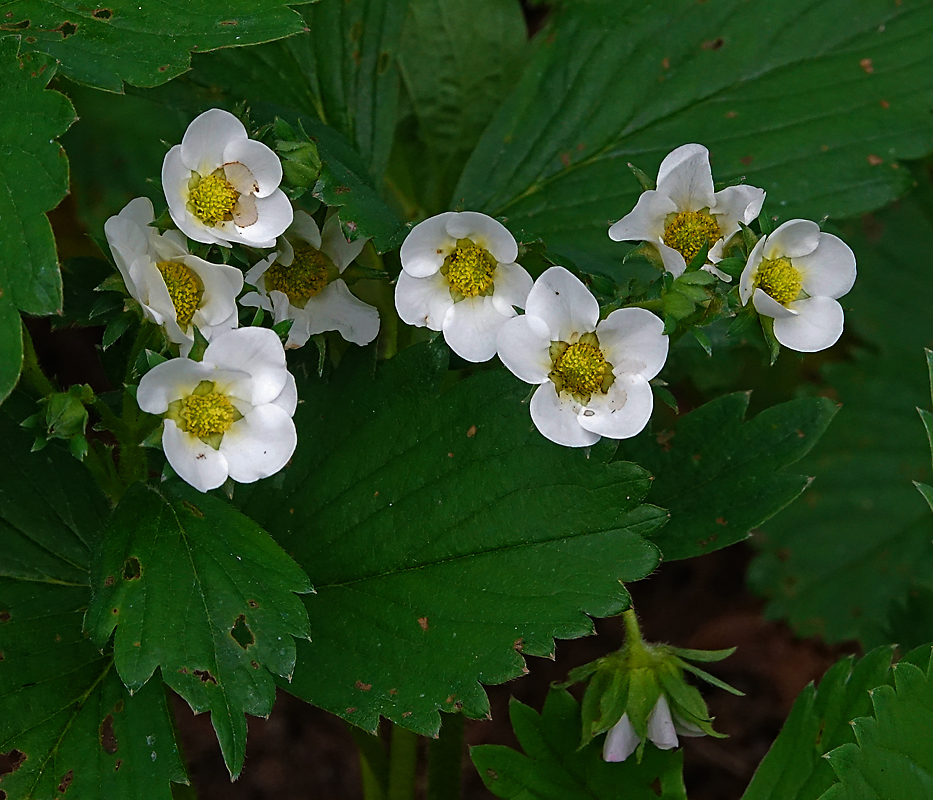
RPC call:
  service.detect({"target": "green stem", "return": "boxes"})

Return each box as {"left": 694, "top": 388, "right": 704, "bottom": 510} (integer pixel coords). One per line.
{"left": 622, "top": 607, "right": 644, "bottom": 652}
{"left": 349, "top": 724, "right": 389, "bottom": 800}
{"left": 427, "top": 714, "right": 464, "bottom": 800}
{"left": 387, "top": 725, "right": 419, "bottom": 800}
{"left": 19, "top": 322, "right": 55, "bottom": 397}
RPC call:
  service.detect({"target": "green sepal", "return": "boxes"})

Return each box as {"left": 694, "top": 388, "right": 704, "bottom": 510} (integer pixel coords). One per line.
{"left": 652, "top": 384, "right": 680, "bottom": 414}
{"left": 249, "top": 306, "right": 265, "bottom": 326}
{"left": 560, "top": 660, "right": 599, "bottom": 688}
{"left": 758, "top": 208, "right": 775, "bottom": 235}
{"left": 102, "top": 311, "right": 134, "bottom": 349}
{"left": 579, "top": 666, "right": 615, "bottom": 747}
{"left": 141, "top": 421, "right": 165, "bottom": 450}
{"left": 272, "top": 318, "right": 295, "bottom": 342}
{"left": 664, "top": 646, "right": 737, "bottom": 663}
{"left": 311, "top": 333, "right": 327, "bottom": 377}
{"left": 685, "top": 242, "right": 711, "bottom": 273}
{"left": 628, "top": 161, "right": 656, "bottom": 191}
{"left": 738, "top": 221, "right": 759, "bottom": 255}
{"left": 713, "top": 257, "right": 747, "bottom": 280}
{"left": 677, "top": 270, "right": 718, "bottom": 286}
{"left": 187, "top": 325, "right": 209, "bottom": 362}
{"left": 674, "top": 658, "right": 745, "bottom": 696}
{"left": 626, "top": 667, "right": 663, "bottom": 758}
{"left": 727, "top": 307, "right": 758, "bottom": 338}
{"left": 691, "top": 328, "right": 713, "bottom": 357}
{"left": 623, "top": 241, "right": 664, "bottom": 269}
{"left": 760, "top": 315, "right": 782, "bottom": 365}
{"left": 662, "top": 291, "right": 695, "bottom": 321}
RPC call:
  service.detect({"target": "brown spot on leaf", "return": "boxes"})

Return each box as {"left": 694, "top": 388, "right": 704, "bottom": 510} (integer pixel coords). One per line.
{"left": 513, "top": 638, "right": 524, "bottom": 652}
{"left": 402, "top": 711, "right": 412, "bottom": 718}
{"left": 389, "top": 688, "right": 398, "bottom": 695}
{"left": 182, "top": 500, "right": 204, "bottom": 518}
{"left": 58, "top": 769, "right": 74, "bottom": 793}
{"left": 466, "top": 425, "right": 477, "bottom": 438}
{"left": 656, "top": 430, "right": 675, "bottom": 452}
{"left": 251, "top": 660, "right": 259, "bottom": 669}
{"left": 486, "top": 768, "right": 498, "bottom": 780}
{"left": 334, "top": 186, "right": 351, "bottom": 194}
{"left": 193, "top": 669, "right": 218, "bottom": 684}
{"left": 55, "top": 634, "right": 62, "bottom": 642}
{"left": 716, "top": 517, "right": 728, "bottom": 526}
{"left": 100, "top": 714, "right": 118, "bottom": 754}
{"left": 880, "top": 99, "right": 890, "bottom": 109}
{"left": 158, "top": 65, "right": 168, "bottom": 72}
{"left": 114, "top": 759, "right": 122, "bottom": 771}
{"left": 248, "top": 599, "right": 259, "bottom": 608}
{"left": 740, "top": 155, "right": 753, "bottom": 166}
{"left": 418, "top": 617, "right": 429, "bottom": 631}
{"left": 702, "top": 37, "right": 724, "bottom": 50}
{"left": 104, "top": 575, "right": 114, "bottom": 587}
{"left": 220, "top": 19, "right": 238, "bottom": 25}
{"left": 859, "top": 58, "right": 874, "bottom": 74}
{"left": 559, "top": 152, "right": 571, "bottom": 167}
{"left": 661, "top": 57, "right": 670, "bottom": 69}
{"left": 447, "top": 452, "right": 454, "bottom": 458}
{"left": 0, "top": 610, "right": 9, "bottom": 622}
{"left": 355, "top": 681, "right": 372, "bottom": 691}
{"left": 698, "top": 534, "right": 718, "bottom": 548}
{"left": 725, "top": 110, "right": 738, "bottom": 119}
{"left": 867, "top": 154, "right": 884, "bottom": 166}
{"left": 346, "top": 707, "right": 357, "bottom": 714}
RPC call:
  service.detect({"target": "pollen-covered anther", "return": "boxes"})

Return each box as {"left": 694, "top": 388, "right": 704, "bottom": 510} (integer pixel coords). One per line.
{"left": 173, "top": 381, "right": 239, "bottom": 442}
{"left": 755, "top": 257, "right": 803, "bottom": 306}
{"left": 662, "top": 211, "right": 721, "bottom": 263}
{"left": 441, "top": 241, "right": 496, "bottom": 299}
{"left": 188, "top": 172, "right": 239, "bottom": 225}
{"left": 549, "top": 333, "right": 615, "bottom": 402}
{"left": 157, "top": 261, "right": 203, "bottom": 327}
{"left": 264, "top": 246, "right": 337, "bottom": 308}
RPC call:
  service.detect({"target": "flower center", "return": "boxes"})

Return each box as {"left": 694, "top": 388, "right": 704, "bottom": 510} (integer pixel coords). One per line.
{"left": 755, "top": 257, "right": 802, "bottom": 306}
{"left": 157, "top": 261, "right": 203, "bottom": 327}
{"left": 166, "top": 380, "right": 241, "bottom": 448}
{"left": 548, "top": 333, "right": 615, "bottom": 403}
{"left": 662, "top": 211, "right": 722, "bottom": 264}
{"left": 263, "top": 246, "right": 338, "bottom": 308}
{"left": 441, "top": 241, "right": 496, "bottom": 300}
{"left": 188, "top": 172, "right": 238, "bottom": 225}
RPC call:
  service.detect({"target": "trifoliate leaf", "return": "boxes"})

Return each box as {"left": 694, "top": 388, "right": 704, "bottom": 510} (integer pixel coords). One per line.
{"left": 85, "top": 481, "right": 312, "bottom": 777}
{"left": 236, "top": 342, "right": 666, "bottom": 736}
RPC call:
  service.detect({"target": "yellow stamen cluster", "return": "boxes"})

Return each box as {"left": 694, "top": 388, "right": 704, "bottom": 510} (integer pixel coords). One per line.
{"left": 157, "top": 261, "right": 203, "bottom": 327}
{"left": 441, "top": 241, "right": 496, "bottom": 299}
{"left": 549, "top": 333, "right": 614, "bottom": 403}
{"left": 263, "top": 246, "right": 337, "bottom": 308}
{"left": 662, "top": 211, "right": 721, "bottom": 264}
{"left": 755, "top": 257, "right": 802, "bottom": 306}
{"left": 170, "top": 381, "right": 238, "bottom": 444}
{"left": 188, "top": 173, "right": 238, "bottom": 225}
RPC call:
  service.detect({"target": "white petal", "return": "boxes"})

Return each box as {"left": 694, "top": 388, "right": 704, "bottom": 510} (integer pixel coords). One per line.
{"left": 608, "top": 190, "right": 675, "bottom": 242}
{"left": 673, "top": 713, "right": 706, "bottom": 738}
{"left": 223, "top": 138, "right": 282, "bottom": 198}
{"left": 321, "top": 213, "right": 366, "bottom": 272}
{"left": 131, "top": 257, "right": 175, "bottom": 324}
{"left": 287, "top": 210, "right": 322, "bottom": 251}
{"left": 232, "top": 194, "right": 259, "bottom": 228}
{"left": 739, "top": 237, "right": 767, "bottom": 305}
{"left": 794, "top": 233, "right": 856, "bottom": 299}
{"left": 304, "top": 281, "right": 380, "bottom": 345}
{"left": 272, "top": 372, "right": 298, "bottom": 417}
{"left": 647, "top": 695, "right": 679, "bottom": 751}
{"left": 137, "top": 359, "right": 214, "bottom": 414}
{"left": 712, "top": 184, "right": 766, "bottom": 237}
{"left": 235, "top": 190, "right": 293, "bottom": 247}
{"left": 603, "top": 715, "right": 640, "bottom": 763}
{"left": 774, "top": 296, "right": 844, "bottom": 353}
{"left": 442, "top": 297, "right": 510, "bottom": 363}
{"left": 657, "top": 241, "right": 688, "bottom": 278}
{"left": 180, "top": 108, "right": 247, "bottom": 175}
{"left": 491, "top": 261, "right": 533, "bottom": 316}
{"left": 764, "top": 219, "right": 820, "bottom": 260}
{"left": 163, "top": 420, "right": 229, "bottom": 493}
{"left": 223, "top": 160, "right": 259, "bottom": 197}
{"left": 524, "top": 266, "right": 598, "bottom": 342}
{"left": 240, "top": 290, "right": 273, "bottom": 313}
{"left": 656, "top": 144, "right": 714, "bottom": 212}
{"left": 444, "top": 212, "right": 518, "bottom": 265}
{"left": 497, "top": 314, "right": 552, "bottom": 384}
{"left": 162, "top": 147, "right": 230, "bottom": 247}
{"left": 204, "top": 327, "right": 288, "bottom": 406}
{"left": 221, "top": 405, "right": 297, "bottom": 484}
{"left": 395, "top": 270, "right": 453, "bottom": 330}
{"left": 578, "top": 373, "right": 653, "bottom": 440}
{"left": 245, "top": 253, "right": 276, "bottom": 289}
{"left": 529, "top": 383, "right": 600, "bottom": 448}
{"left": 597, "top": 308, "right": 668, "bottom": 380}
{"left": 184, "top": 257, "right": 243, "bottom": 326}
{"left": 400, "top": 212, "right": 456, "bottom": 277}
{"left": 753, "top": 288, "right": 798, "bottom": 319}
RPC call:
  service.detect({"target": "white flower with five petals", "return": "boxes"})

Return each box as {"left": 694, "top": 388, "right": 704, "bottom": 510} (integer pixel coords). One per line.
{"left": 739, "top": 219, "right": 856, "bottom": 352}
{"left": 104, "top": 197, "right": 243, "bottom": 356}
{"left": 609, "top": 144, "right": 765, "bottom": 278}
{"left": 137, "top": 327, "right": 298, "bottom": 493}
{"left": 395, "top": 211, "right": 533, "bottom": 362}
{"left": 162, "top": 108, "right": 293, "bottom": 248}
{"left": 241, "top": 211, "right": 380, "bottom": 348}
{"left": 497, "top": 267, "right": 668, "bottom": 448}
{"left": 602, "top": 696, "right": 703, "bottom": 763}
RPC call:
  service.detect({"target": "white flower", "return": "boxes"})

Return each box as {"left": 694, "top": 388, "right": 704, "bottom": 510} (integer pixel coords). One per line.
{"left": 739, "top": 219, "right": 856, "bottom": 352}
{"left": 104, "top": 197, "right": 243, "bottom": 356}
{"left": 609, "top": 143, "right": 766, "bottom": 279}
{"left": 137, "top": 327, "right": 298, "bottom": 493}
{"left": 241, "top": 211, "right": 379, "bottom": 348}
{"left": 603, "top": 696, "right": 698, "bottom": 763}
{"left": 497, "top": 267, "right": 668, "bottom": 448}
{"left": 162, "top": 108, "right": 293, "bottom": 248}
{"left": 395, "top": 211, "right": 533, "bottom": 362}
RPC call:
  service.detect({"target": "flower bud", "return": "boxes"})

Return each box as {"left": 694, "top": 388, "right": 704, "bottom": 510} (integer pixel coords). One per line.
{"left": 22, "top": 384, "right": 93, "bottom": 460}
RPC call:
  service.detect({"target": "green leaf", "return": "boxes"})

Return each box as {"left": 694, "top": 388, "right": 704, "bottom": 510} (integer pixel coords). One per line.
{"left": 0, "top": 40, "right": 75, "bottom": 316}
{"left": 0, "top": 411, "right": 188, "bottom": 799}
{"left": 616, "top": 392, "right": 836, "bottom": 560}
{"left": 749, "top": 194, "right": 933, "bottom": 646}
{"left": 741, "top": 647, "right": 896, "bottom": 800}
{"left": 85, "top": 481, "right": 312, "bottom": 777}
{"left": 820, "top": 655, "right": 933, "bottom": 799}
{"left": 0, "top": 293, "right": 23, "bottom": 404}
{"left": 237, "top": 343, "right": 665, "bottom": 735}
{"left": 2, "top": 1, "right": 312, "bottom": 91}
{"left": 471, "top": 689, "right": 687, "bottom": 800}
{"left": 454, "top": 0, "right": 933, "bottom": 276}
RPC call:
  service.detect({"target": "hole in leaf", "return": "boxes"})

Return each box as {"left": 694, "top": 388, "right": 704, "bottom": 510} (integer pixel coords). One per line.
{"left": 58, "top": 769, "right": 73, "bottom": 793}
{"left": 2, "top": 19, "right": 29, "bottom": 29}
{"left": 114, "top": 759, "right": 122, "bottom": 771}
{"left": 230, "top": 614, "right": 254, "bottom": 649}
{"left": 93, "top": 8, "right": 112, "bottom": 19}
{"left": 58, "top": 21, "right": 77, "bottom": 37}
{"left": 247, "top": 599, "right": 259, "bottom": 609}
{"left": 0, "top": 750, "right": 26, "bottom": 777}
{"left": 219, "top": 19, "right": 237, "bottom": 25}
{"left": 0, "top": 610, "right": 10, "bottom": 622}
{"left": 192, "top": 669, "right": 218, "bottom": 684}
{"left": 99, "top": 714, "right": 118, "bottom": 754}
{"left": 122, "top": 557, "right": 141, "bottom": 580}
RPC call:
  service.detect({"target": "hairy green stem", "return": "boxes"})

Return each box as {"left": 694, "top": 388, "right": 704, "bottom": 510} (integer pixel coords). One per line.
{"left": 19, "top": 322, "right": 55, "bottom": 397}
{"left": 428, "top": 713, "right": 464, "bottom": 800}
{"left": 622, "top": 607, "right": 644, "bottom": 651}
{"left": 349, "top": 724, "right": 389, "bottom": 800}
{"left": 387, "top": 725, "right": 419, "bottom": 800}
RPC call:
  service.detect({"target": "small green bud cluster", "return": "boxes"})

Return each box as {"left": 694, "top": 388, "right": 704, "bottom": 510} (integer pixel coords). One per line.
{"left": 274, "top": 118, "right": 322, "bottom": 198}
{"left": 22, "top": 384, "right": 93, "bottom": 461}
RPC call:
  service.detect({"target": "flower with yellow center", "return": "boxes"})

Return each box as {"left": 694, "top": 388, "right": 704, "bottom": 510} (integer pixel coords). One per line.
{"left": 395, "top": 211, "right": 533, "bottom": 363}
{"left": 137, "top": 328, "right": 298, "bottom": 493}
{"left": 740, "top": 219, "right": 856, "bottom": 353}
{"left": 104, "top": 197, "right": 243, "bottom": 355}
{"left": 242, "top": 211, "right": 380, "bottom": 348}
{"left": 497, "top": 267, "right": 668, "bottom": 448}
{"left": 162, "top": 108, "right": 293, "bottom": 248}
{"left": 609, "top": 144, "right": 766, "bottom": 279}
